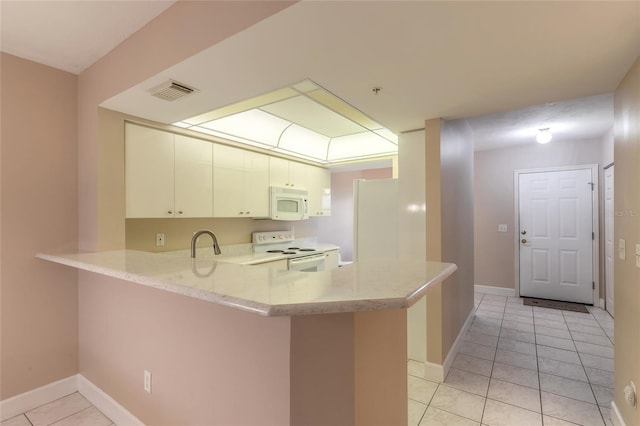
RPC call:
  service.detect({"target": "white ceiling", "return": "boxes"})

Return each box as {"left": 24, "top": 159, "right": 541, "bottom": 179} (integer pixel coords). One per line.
{"left": 0, "top": 1, "right": 175, "bottom": 74}
{"left": 2, "top": 1, "right": 639, "bottom": 154}
{"left": 469, "top": 93, "right": 614, "bottom": 151}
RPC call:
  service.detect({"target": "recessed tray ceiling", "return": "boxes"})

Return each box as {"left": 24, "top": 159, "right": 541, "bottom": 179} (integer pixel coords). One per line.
{"left": 173, "top": 79, "right": 398, "bottom": 164}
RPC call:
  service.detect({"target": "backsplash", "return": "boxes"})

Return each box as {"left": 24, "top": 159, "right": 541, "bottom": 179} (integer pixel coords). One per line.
{"left": 125, "top": 217, "right": 322, "bottom": 252}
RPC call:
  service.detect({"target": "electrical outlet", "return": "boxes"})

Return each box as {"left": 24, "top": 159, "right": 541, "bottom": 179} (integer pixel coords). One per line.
{"left": 156, "top": 233, "right": 165, "bottom": 246}
{"left": 619, "top": 239, "right": 626, "bottom": 261}
{"left": 144, "top": 370, "right": 152, "bottom": 394}
{"left": 624, "top": 381, "right": 636, "bottom": 407}
{"left": 498, "top": 224, "right": 508, "bottom": 232}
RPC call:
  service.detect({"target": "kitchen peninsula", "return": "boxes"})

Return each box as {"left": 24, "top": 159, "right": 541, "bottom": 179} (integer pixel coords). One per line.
{"left": 38, "top": 250, "right": 456, "bottom": 425}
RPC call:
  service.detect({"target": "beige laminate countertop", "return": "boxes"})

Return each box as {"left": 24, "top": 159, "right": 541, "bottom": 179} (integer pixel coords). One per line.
{"left": 36, "top": 250, "right": 457, "bottom": 317}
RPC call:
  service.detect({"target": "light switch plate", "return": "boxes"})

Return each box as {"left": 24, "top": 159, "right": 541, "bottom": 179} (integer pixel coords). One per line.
{"left": 619, "top": 239, "right": 626, "bottom": 261}
{"left": 498, "top": 224, "right": 508, "bottom": 232}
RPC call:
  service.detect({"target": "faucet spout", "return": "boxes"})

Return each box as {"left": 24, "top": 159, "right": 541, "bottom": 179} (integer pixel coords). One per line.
{"left": 191, "top": 230, "right": 222, "bottom": 258}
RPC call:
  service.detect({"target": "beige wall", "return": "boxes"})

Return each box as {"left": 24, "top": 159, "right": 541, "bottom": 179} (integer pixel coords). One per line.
{"left": 439, "top": 119, "right": 475, "bottom": 357}
{"left": 316, "top": 168, "right": 392, "bottom": 262}
{"left": 474, "top": 138, "right": 603, "bottom": 290}
{"left": 0, "top": 53, "right": 79, "bottom": 398}
{"left": 409, "top": 119, "right": 474, "bottom": 368}
{"left": 613, "top": 56, "right": 639, "bottom": 426}
{"left": 79, "top": 271, "right": 291, "bottom": 425}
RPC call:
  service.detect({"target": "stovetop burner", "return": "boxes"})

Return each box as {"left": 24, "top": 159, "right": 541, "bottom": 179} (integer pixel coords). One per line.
{"left": 267, "top": 250, "right": 284, "bottom": 253}
{"left": 288, "top": 247, "right": 300, "bottom": 250}
{"left": 299, "top": 248, "right": 315, "bottom": 252}
{"left": 282, "top": 251, "right": 297, "bottom": 255}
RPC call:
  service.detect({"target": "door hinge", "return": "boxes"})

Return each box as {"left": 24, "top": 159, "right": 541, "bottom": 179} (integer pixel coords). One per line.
{"left": 592, "top": 232, "right": 595, "bottom": 240}
{"left": 593, "top": 281, "right": 595, "bottom": 290}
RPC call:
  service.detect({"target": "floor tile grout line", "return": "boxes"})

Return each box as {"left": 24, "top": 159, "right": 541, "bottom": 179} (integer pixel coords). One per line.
{"left": 574, "top": 314, "right": 611, "bottom": 426}
{"left": 45, "top": 406, "right": 95, "bottom": 426}
{"left": 532, "top": 309, "right": 546, "bottom": 424}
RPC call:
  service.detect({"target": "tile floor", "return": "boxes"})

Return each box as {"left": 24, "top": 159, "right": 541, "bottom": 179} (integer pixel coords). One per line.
{"left": 409, "top": 292, "right": 615, "bottom": 426}
{"left": 1, "top": 393, "right": 113, "bottom": 426}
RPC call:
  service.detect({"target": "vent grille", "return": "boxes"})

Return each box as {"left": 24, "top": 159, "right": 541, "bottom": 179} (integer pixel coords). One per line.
{"left": 149, "top": 80, "right": 196, "bottom": 101}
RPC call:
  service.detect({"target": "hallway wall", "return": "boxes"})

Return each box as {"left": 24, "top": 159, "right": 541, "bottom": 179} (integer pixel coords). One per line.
{"left": 474, "top": 138, "right": 603, "bottom": 290}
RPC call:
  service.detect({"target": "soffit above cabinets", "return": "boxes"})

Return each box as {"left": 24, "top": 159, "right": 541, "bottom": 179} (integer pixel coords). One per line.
{"left": 173, "top": 79, "right": 398, "bottom": 164}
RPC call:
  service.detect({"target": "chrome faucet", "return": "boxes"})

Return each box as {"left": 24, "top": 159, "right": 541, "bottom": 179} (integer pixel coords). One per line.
{"left": 191, "top": 230, "right": 222, "bottom": 258}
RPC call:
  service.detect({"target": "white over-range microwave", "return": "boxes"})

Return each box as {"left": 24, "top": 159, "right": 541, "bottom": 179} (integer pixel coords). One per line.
{"left": 270, "top": 186, "right": 309, "bottom": 221}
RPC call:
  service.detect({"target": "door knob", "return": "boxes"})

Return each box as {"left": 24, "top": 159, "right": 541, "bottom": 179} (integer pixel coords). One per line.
{"left": 521, "top": 230, "right": 527, "bottom": 235}
{"left": 521, "top": 239, "right": 528, "bottom": 244}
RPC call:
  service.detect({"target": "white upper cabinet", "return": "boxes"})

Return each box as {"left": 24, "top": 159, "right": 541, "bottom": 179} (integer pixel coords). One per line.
{"left": 306, "top": 165, "right": 331, "bottom": 217}
{"left": 126, "top": 124, "right": 175, "bottom": 218}
{"left": 213, "top": 144, "right": 269, "bottom": 217}
{"left": 126, "top": 123, "right": 329, "bottom": 220}
{"left": 174, "top": 134, "right": 213, "bottom": 217}
{"left": 269, "top": 157, "right": 307, "bottom": 189}
{"left": 243, "top": 150, "right": 270, "bottom": 217}
{"left": 126, "top": 124, "right": 213, "bottom": 218}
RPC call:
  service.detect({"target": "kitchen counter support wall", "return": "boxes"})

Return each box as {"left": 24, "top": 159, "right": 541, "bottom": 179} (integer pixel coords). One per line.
{"left": 79, "top": 270, "right": 408, "bottom": 425}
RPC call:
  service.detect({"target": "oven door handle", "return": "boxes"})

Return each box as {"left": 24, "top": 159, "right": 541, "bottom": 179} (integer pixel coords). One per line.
{"left": 288, "top": 254, "right": 325, "bottom": 266}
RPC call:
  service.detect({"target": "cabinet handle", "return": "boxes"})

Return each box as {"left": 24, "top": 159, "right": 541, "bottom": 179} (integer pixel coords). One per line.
{"left": 245, "top": 211, "right": 250, "bottom": 215}
{"left": 167, "top": 210, "right": 173, "bottom": 215}
{"left": 178, "top": 210, "right": 183, "bottom": 215}
{"left": 239, "top": 212, "right": 244, "bottom": 215}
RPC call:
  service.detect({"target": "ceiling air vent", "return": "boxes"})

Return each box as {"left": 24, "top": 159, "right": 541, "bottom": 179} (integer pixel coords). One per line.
{"left": 149, "top": 80, "right": 197, "bottom": 101}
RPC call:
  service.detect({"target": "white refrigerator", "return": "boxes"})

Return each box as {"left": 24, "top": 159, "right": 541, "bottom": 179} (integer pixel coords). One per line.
{"left": 352, "top": 179, "right": 399, "bottom": 261}
{"left": 353, "top": 177, "right": 426, "bottom": 363}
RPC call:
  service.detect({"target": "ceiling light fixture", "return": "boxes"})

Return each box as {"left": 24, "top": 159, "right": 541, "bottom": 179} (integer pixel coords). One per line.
{"left": 536, "top": 128, "right": 552, "bottom": 144}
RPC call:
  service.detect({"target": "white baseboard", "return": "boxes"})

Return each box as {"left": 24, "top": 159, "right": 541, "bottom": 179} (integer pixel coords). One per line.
{"left": 610, "top": 401, "right": 626, "bottom": 426}
{"left": 0, "top": 375, "right": 77, "bottom": 421}
{"left": 474, "top": 285, "right": 515, "bottom": 297}
{"left": 600, "top": 298, "right": 605, "bottom": 309}
{"left": 77, "top": 375, "right": 144, "bottom": 426}
{"left": 0, "top": 375, "right": 143, "bottom": 426}
{"left": 424, "top": 308, "right": 475, "bottom": 383}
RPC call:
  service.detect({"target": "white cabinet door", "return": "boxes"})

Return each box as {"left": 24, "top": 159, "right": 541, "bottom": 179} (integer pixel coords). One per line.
{"left": 307, "top": 166, "right": 331, "bottom": 217}
{"left": 269, "top": 157, "right": 290, "bottom": 187}
{"left": 213, "top": 144, "right": 245, "bottom": 217}
{"left": 125, "top": 124, "right": 175, "bottom": 218}
{"left": 288, "top": 161, "right": 307, "bottom": 188}
{"left": 213, "top": 144, "right": 270, "bottom": 218}
{"left": 243, "top": 150, "right": 270, "bottom": 217}
{"left": 269, "top": 157, "right": 307, "bottom": 188}
{"left": 174, "top": 134, "right": 213, "bottom": 218}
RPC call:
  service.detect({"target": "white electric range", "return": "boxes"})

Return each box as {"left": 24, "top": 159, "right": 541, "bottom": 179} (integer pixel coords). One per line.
{"left": 252, "top": 231, "right": 327, "bottom": 272}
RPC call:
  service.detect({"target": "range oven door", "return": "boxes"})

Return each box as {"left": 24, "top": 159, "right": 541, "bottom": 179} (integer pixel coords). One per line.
{"left": 288, "top": 253, "right": 325, "bottom": 272}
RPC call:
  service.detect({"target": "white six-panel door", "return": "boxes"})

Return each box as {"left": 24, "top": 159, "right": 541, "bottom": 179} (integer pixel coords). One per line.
{"left": 518, "top": 169, "right": 594, "bottom": 304}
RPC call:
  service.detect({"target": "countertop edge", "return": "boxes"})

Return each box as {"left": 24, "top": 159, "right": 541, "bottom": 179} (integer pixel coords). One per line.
{"left": 36, "top": 253, "right": 275, "bottom": 316}
{"left": 405, "top": 263, "right": 458, "bottom": 307}
{"left": 36, "top": 252, "right": 457, "bottom": 317}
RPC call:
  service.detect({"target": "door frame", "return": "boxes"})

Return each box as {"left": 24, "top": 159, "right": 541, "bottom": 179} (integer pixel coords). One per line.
{"left": 513, "top": 164, "right": 600, "bottom": 305}
{"left": 603, "top": 162, "right": 614, "bottom": 315}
